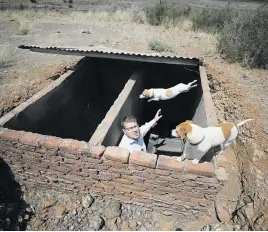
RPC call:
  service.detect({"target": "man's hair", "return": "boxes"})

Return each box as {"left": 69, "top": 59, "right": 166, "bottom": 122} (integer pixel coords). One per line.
{"left": 121, "top": 116, "right": 137, "bottom": 129}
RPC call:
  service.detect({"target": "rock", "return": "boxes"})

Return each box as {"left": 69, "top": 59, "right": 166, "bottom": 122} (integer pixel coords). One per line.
{"left": 263, "top": 126, "right": 268, "bottom": 134}
{"left": 121, "top": 221, "right": 130, "bottom": 231}
{"left": 129, "top": 220, "right": 137, "bottom": 230}
{"left": 55, "top": 205, "right": 67, "bottom": 218}
{"left": 32, "top": 219, "right": 44, "bottom": 228}
{"left": 216, "top": 167, "right": 228, "bottom": 181}
{"left": 215, "top": 203, "right": 231, "bottom": 222}
{"left": 140, "top": 226, "right": 147, "bottom": 231}
{"left": 87, "top": 216, "right": 104, "bottom": 230}
{"left": 107, "top": 218, "right": 118, "bottom": 231}
{"left": 241, "top": 203, "right": 254, "bottom": 220}
{"left": 82, "top": 30, "right": 91, "bottom": 34}
{"left": 103, "top": 201, "right": 121, "bottom": 219}
{"left": 161, "top": 222, "right": 173, "bottom": 231}
{"left": 65, "top": 201, "right": 78, "bottom": 211}
{"left": 82, "top": 195, "right": 94, "bottom": 208}
{"left": 43, "top": 199, "right": 57, "bottom": 209}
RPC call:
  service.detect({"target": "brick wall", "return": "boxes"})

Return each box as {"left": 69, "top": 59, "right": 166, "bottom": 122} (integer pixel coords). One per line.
{"left": 0, "top": 127, "right": 227, "bottom": 220}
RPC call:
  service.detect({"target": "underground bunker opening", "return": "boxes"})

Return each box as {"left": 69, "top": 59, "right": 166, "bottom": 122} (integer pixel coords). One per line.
{"left": 101, "top": 62, "right": 210, "bottom": 160}
{"left": 3, "top": 57, "right": 143, "bottom": 141}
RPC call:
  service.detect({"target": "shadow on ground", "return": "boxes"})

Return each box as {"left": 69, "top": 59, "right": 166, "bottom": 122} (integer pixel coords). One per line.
{"left": 0, "top": 158, "right": 33, "bottom": 230}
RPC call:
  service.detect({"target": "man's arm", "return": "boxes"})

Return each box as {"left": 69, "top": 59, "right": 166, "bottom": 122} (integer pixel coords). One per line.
{"left": 140, "top": 109, "right": 162, "bottom": 137}
{"left": 140, "top": 119, "right": 157, "bottom": 137}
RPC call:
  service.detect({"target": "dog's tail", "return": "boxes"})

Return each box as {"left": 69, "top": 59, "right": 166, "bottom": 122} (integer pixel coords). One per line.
{"left": 236, "top": 119, "right": 253, "bottom": 127}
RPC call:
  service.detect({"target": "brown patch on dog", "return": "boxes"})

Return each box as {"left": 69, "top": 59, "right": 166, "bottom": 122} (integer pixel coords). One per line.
{"left": 216, "top": 122, "right": 234, "bottom": 140}
{"left": 142, "top": 89, "right": 150, "bottom": 97}
{"left": 176, "top": 121, "right": 193, "bottom": 139}
{"left": 165, "top": 89, "right": 174, "bottom": 98}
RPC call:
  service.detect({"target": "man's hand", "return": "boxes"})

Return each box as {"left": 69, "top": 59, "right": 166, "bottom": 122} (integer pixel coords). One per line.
{"left": 154, "top": 109, "right": 162, "bottom": 122}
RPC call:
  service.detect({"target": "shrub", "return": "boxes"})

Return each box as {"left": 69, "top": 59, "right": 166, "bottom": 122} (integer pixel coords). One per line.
{"left": 189, "top": 5, "right": 236, "bottom": 33}
{"left": 149, "top": 40, "right": 170, "bottom": 52}
{"left": 217, "top": 4, "right": 268, "bottom": 68}
{"left": 145, "top": 1, "right": 191, "bottom": 26}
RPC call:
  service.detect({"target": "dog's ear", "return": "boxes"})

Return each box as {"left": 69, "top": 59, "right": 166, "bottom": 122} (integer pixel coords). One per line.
{"left": 142, "top": 89, "right": 150, "bottom": 97}
{"left": 186, "top": 120, "right": 193, "bottom": 124}
{"left": 176, "top": 122, "right": 192, "bottom": 139}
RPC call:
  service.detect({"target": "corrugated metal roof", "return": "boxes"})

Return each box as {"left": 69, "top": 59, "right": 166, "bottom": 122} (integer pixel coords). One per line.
{"left": 18, "top": 45, "right": 203, "bottom": 66}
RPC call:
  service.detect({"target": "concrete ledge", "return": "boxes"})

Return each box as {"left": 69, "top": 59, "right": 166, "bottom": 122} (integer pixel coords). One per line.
{"left": 199, "top": 66, "right": 217, "bottom": 126}
{"left": 103, "top": 146, "right": 129, "bottom": 163}
{"left": 0, "top": 71, "right": 74, "bottom": 127}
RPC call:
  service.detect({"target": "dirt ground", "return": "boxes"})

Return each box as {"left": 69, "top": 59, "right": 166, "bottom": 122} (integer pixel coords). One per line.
{"left": 0, "top": 0, "right": 268, "bottom": 230}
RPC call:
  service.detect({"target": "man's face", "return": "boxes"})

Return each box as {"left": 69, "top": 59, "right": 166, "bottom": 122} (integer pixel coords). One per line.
{"left": 122, "top": 121, "right": 140, "bottom": 140}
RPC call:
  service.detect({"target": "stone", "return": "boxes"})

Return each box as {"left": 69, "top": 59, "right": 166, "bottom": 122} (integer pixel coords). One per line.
{"left": 82, "top": 195, "right": 94, "bottom": 208}
{"left": 87, "top": 216, "right": 104, "bottom": 230}
{"left": 241, "top": 203, "right": 254, "bottom": 220}
{"left": 140, "top": 226, "right": 147, "bottom": 231}
{"left": 215, "top": 203, "right": 231, "bottom": 222}
{"left": 107, "top": 218, "right": 118, "bottom": 231}
{"left": 216, "top": 167, "right": 228, "bottom": 181}
{"left": 43, "top": 199, "right": 57, "bottom": 209}
{"left": 129, "top": 220, "right": 138, "bottom": 229}
{"left": 103, "top": 201, "right": 121, "bottom": 219}
{"left": 121, "top": 221, "right": 130, "bottom": 231}
{"left": 55, "top": 205, "right": 67, "bottom": 218}
{"left": 161, "top": 222, "right": 173, "bottom": 231}
{"left": 32, "top": 219, "right": 44, "bottom": 228}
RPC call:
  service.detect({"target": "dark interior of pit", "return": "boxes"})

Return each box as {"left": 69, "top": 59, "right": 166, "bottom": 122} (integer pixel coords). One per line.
{"left": 3, "top": 57, "right": 204, "bottom": 156}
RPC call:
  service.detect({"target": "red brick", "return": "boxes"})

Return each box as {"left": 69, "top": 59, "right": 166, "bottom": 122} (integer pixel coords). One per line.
{"left": 82, "top": 168, "right": 97, "bottom": 175}
{"left": 155, "top": 169, "right": 171, "bottom": 176}
{"left": 19, "top": 132, "right": 42, "bottom": 147}
{"left": 151, "top": 195, "right": 175, "bottom": 204}
{"left": 88, "top": 186, "right": 104, "bottom": 193}
{"left": 128, "top": 165, "right": 146, "bottom": 171}
{"left": 0, "top": 129, "right": 24, "bottom": 142}
{"left": 157, "top": 155, "right": 184, "bottom": 172}
{"left": 35, "top": 148, "right": 57, "bottom": 155}
{"left": 40, "top": 136, "right": 62, "bottom": 150}
{"left": 155, "top": 186, "right": 178, "bottom": 194}
{"left": 63, "top": 157, "right": 83, "bottom": 165}
{"left": 132, "top": 197, "right": 152, "bottom": 205}
{"left": 99, "top": 172, "right": 120, "bottom": 181}
{"left": 121, "top": 174, "right": 145, "bottom": 183}
{"left": 129, "top": 151, "right": 157, "bottom": 168}
{"left": 80, "top": 144, "right": 105, "bottom": 159}
{"left": 186, "top": 161, "right": 214, "bottom": 177}
{"left": 115, "top": 178, "right": 132, "bottom": 185}
{"left": 103, "top": 161, "right": 127, "bottom": 168}
{"left": 96, "top": 182, "right": 115, "bottom": 190}
{"left": 50, "top": 165, "right": 71, "bottom": 174}
{"left": 104, "top": 146, "right": 129, "bottom": 163}
{"left": 74, "top": 171, "right": 89, "bottom": 177}
{"left": 121, "top": 183, "right": 146, "bottom": 191}
{"left": 110, "top": 167, "right": 132, "bottom": 175}
{"left": 114, "top": 184, "right": 132, "bottom": 193}
{"left": 113, "top": 194, "right": 132, "bottom": 203}
{"left": 59, "top": 139, "right": 83, "bottom": 153}
{"left": 131, "top": 190, "right": 152, "bottom": 199}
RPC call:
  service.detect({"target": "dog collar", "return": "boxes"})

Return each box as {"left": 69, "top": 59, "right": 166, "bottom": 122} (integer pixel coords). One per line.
{"left": 189, "top": 136, "right": 205, "bottom": 146}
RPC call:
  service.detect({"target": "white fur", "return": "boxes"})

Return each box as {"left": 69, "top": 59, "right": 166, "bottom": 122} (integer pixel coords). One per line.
{"left": 139, "top": 80, "right": 198, "bottom": 102}
{"left": 172, "top": 119, "right": 253, "bottom": 164}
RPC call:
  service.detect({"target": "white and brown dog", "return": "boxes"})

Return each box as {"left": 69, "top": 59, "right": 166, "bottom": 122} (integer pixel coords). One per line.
{"left": 171, "top": 119, "right": 253, "bottom": 164}
{"left": 139, "top": 80, "right": 198, "bottom": 102}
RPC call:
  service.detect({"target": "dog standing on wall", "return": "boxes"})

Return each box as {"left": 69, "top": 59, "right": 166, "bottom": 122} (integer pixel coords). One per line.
{"left": 171, "top": 119, "right": 253, "bottom": 164}
{"left": 139, "top": 80, "right": 198, "bottom": 102}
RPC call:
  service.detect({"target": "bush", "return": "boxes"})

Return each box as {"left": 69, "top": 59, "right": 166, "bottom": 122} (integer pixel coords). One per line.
{"left": 190, "top": 5, "right": 236, "bottom": 33}
{"left": 149, "top": 40, "right": 170, "bottom": 52}
{"left": 217, "top": 5, "right": 268, "bottom": 68}
{"left": 145, "top": 1, "right": 191, "bottom": 26}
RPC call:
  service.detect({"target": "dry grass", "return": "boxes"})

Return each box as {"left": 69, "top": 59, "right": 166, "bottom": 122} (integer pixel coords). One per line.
{"left": 3, "top": 9, "right": 133, "bottom": 24}
{"left": 0, "top": 44, "right": 13, "bottom": 68}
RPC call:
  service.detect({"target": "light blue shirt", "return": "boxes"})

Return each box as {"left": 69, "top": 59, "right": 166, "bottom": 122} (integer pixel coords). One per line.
{"left": 118, "top": 119, "right": 157, "bottom": 153}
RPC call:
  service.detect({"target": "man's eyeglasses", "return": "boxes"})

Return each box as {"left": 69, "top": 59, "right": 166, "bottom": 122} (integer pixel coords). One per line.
{"left": 124, "top": 125, "right": 139, "bottom": 131}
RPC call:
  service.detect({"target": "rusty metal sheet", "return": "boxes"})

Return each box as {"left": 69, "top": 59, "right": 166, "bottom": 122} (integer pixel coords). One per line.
{"left": 18, "top": 45, "right": 202, "bottom": 66}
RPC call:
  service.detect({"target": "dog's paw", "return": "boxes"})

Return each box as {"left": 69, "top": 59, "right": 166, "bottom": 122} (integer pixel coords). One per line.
{"left": 176, "top": 157, "right": 182, "bottom": 162}
{"left": 192, "top": 159, "right": 199, "bottom": 164}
